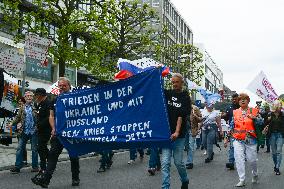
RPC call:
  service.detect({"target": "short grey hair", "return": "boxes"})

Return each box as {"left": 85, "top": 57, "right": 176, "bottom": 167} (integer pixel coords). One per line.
{"left": 171, "top": 73, "right": 184, "bottom": 82}
{"left": 24, "top": 91, "right": 34, "bottom": 97}
{"left": 58, "top": 77, "right": 71, "bottom": 87}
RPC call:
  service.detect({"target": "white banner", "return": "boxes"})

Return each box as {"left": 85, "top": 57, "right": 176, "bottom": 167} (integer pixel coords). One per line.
{"left": 25, "top": 34, "right": 53, "bottom": 67}
{"left": 0, "top": 44, "right": 24, "bottom": 71}
{"left": 247, "top": 71, "right": 278, "bottom": 104}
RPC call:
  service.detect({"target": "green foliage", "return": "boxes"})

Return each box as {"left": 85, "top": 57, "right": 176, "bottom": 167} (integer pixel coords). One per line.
{"left": 155, "top": 43, "right": 204, "bottom": 90}
{"left": 106, "top": 0, "right": 160, "bottom": 59}
{"left": 0, "top": 0, "right": 161, "bottom": 80}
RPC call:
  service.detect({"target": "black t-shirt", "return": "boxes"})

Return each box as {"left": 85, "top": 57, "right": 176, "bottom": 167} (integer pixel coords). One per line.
{"left": 164, "top": 89, "right": 191, "bottom": 138}
{"left": 36, "top": 98, "right": 52, "bottom": 135}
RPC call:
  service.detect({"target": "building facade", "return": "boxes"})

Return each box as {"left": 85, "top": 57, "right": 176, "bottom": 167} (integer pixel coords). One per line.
{"left": 194, "top": 43, "right": 224, "bottom": 102}
{"left": 140, "top": 0, "right": 193, "bottom": 47}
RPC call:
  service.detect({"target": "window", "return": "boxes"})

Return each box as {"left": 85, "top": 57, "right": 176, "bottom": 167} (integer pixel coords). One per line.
{"left": 152, "top": 0, "right": 160, "bottom": 7}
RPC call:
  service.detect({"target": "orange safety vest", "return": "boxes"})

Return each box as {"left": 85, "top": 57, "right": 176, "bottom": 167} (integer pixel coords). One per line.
{"left": 232, "top": 107, "right": 259, "bottom": 140}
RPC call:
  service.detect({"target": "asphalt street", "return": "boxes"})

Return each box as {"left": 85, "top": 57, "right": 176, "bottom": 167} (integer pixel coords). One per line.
{"left": 0, "top": 145, "right": 283, "bottom": 189}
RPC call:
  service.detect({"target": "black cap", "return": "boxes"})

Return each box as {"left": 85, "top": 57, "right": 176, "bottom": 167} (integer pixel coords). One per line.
{"left": 35, "top": 88, "right": 47, "bottom": 96}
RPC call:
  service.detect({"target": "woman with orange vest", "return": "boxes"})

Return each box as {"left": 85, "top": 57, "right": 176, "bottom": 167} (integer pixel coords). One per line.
{"left": 231, "top": 93, "right": 260, "bottom": 187}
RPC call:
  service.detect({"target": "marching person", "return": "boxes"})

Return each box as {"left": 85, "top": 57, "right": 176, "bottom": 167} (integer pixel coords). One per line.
{"left": 9, "top": 91, "right": 39, "bottom": 174}
{"left": 230, "top": 93, "right": 259, "bottom": 187}
{"left": 186, "top": 104, "right": 202, "bottom": 169}
{"left": 31, "top": 88, "right": 51, "bottom": 179}
{"left": 32, "top": 77, "right": 80, "bottom": 188}
{"left": 223, "top": 93, "right": 239, "bottom": 170}
{"left": 265, "top": 100, "right": 284, "bottom": 175}
{"left": 201, "top": 103, "right": 223, "bottom": 163}
{"left": 162, "top": 73, "right": 191, "bottom": 189}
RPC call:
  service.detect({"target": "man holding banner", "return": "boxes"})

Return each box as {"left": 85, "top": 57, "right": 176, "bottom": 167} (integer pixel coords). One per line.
{"left": 162, "top": 73, "right": 191, "bottom": 189}
{"left": 32, "top": 77, "right": 80, "bottom": 188}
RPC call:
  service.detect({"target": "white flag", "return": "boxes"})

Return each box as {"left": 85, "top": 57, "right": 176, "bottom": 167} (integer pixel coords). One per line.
{"left": 247, "top": 71, "right": 278, "bottom": 104}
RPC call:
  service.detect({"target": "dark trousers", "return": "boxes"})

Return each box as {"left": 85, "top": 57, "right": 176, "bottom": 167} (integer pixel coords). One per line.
{"left": 37, "top": 134, "right": 50, "bottom": 170}
{"left": 266, "top": 136, "right": 271, "bottom": 151}
{"left": 130, "top": 148, "right": 144, "bottom": 160}
{"left": 100, "top": 150, "right": 114, "bottom": 168}
{"left": 45, "top": 137, "right": 80, "bottom": 180}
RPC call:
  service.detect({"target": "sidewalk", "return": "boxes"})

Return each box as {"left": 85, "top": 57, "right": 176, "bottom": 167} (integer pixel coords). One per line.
{"left": 0, "top": 137, "right": 70, "bottom": 171}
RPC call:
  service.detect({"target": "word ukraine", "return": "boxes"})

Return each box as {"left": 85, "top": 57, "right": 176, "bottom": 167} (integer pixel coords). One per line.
{"left": 56, "top": 68, "right": 171, "bottom": 157}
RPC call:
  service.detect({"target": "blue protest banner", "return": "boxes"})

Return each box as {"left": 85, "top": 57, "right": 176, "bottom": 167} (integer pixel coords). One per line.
{"left": 56, "top": 68, "right": 171, "bottom": 157}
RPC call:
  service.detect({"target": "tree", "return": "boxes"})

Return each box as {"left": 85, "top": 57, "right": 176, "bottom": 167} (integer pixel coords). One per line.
{"left": 155, "top": 44, "right": 204, "bottom": 85}
{"left": 109, "top": 0, "right": 159, "bottom": 59}
{"left": 0, "top": 0, "right": 161, "bottom": 79}
{"left": 0, "top": 0, "right": 116, "bottom": 76}
{"left": 83, "top": 0, "right": 162, "bottom": 79}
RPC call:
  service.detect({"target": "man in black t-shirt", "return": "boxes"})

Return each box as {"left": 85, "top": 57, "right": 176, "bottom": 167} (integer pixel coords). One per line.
{"left": 162, "top": 73, "right": 191, "bottom": 189}
{"left": 32, "top": 88, "right": 51, "bottom": 174}
{"left": 32, "top": 77, "right": 80, "bottom": 188}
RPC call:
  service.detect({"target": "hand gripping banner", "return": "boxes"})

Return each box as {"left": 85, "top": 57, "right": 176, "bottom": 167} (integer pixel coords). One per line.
{"left": 56, "top": 68, "right": 171, "bottom": 157}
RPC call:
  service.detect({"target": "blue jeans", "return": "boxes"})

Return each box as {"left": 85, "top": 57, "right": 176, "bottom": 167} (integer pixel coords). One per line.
{"left": 270, "top": 133, "right": 283, "bottom": 169}
{"left": 161, "top": 138, "right": 188, "bottom": 189}
{"left": 186, "top": 132, "right": 195, "bottom": 164}
{"left": 184, "top": 122, "right": 191, "bottom": 151}
{"left": 202, "top": 128, "right": 216, "bottom": 159}
{"left": 15, "top": 133, "right": 38, "bottom": 169}
{"left": 149, "top": 148, "right": 161, "bottom": 168}
{"left": 228, "top": 139, "right": 235, "bottom": 163}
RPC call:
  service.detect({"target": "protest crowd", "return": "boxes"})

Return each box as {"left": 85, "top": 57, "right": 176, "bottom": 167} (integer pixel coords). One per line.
{"left": 0, "top": 65, "right": 284, "bottom": 189}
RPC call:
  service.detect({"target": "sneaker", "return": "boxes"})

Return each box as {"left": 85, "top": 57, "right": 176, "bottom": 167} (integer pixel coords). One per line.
{"left": 128, "top": 160, "right": 135, "bottom": 165}
{"left": 205, "top": 158, "right": 211, "bottom": 163}
{"left": 72, "top": 179, "right": 80, "bottom": 186}
{"left": 181, "top": 181, "right": 189, "bottom": 189}
{"left": 97, "top": 166, "right": 106, "bottom": 173}
{"left": 275, "top": 168, "right": 281, "bottom": 175}
{"left": 23, "top": 161, "right": 28, "bottom": 167}
{"left": 203, "top": 150, "right": 207, "bottom": 155}
{"left": 10, "top": 167, "right": 20, "bottom": 174}
{"left": 186, "top": 163, "right": 193, "bottom": 169}
{"left": 235, "top": 181, "right": 245, "bottom": 187}
{"left": 31, "top": 168, "right": 39, "bottom": 172}
{"left": 252, "top": 175, "right": 258, "bottom": 183}
{"left": 31, "top": 174, "right": 50, "bottom": 188}
{"left": 226, "top": 163, "right": 235, "bottom": 170}
{"left": 148, "top": 168, "right": 156, "bottom": 176}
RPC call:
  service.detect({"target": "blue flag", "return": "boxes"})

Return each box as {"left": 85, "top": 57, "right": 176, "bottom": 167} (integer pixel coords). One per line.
{"left": 198, "top": 88, "right": 221, "bottom": 106}
{"left": 56, "top": 68, "right": 171, "bottom": 157}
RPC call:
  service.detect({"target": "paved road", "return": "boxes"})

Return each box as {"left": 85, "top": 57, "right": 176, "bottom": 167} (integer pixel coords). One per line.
{"left": 0, "top": 144, "right": 283, "bottom": 189}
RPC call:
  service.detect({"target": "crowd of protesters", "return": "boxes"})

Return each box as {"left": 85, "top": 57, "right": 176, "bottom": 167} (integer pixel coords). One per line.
{"left": 4, "top": 73, "right": 284, "bottom": 189}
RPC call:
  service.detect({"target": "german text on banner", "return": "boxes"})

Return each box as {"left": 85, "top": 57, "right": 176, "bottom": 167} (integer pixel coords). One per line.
{"left": 247, "top": 71, "right": 278, "bottom": 104}
{"left": 56, "top": 68, "right": 171, "bottom": 157}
